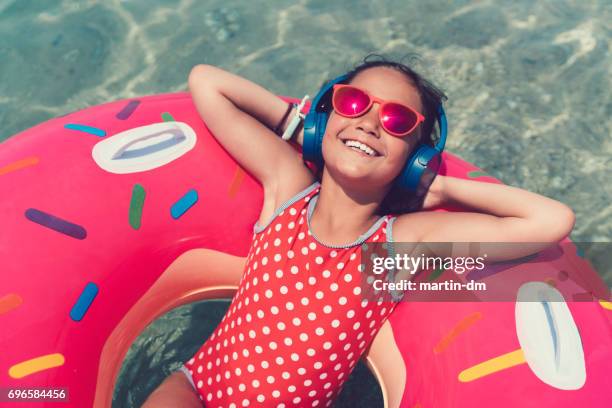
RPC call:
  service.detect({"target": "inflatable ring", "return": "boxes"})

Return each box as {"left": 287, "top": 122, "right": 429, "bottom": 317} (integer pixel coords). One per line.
{"left": 1, "top": 93, "right": 610, "bottom": 407}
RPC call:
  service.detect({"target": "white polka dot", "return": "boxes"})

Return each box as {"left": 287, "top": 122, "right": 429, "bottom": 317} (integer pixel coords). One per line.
{"left": 247, "top": 364, "right": 255, "bottom": 372}
{"left": 241, "top": 398, "right": 249, "bottom": 406}
{"left": 261, "top": 361, "right": 269, "bottom": 369}
{"left": 330, "top": 250, "right": 337, "bottom": 258}
{"left": 255, "top": 345, "right": 263, "bottom": 354}
{"left": 315, "top": 256, "right": 324, "bottom": 264}
{"left": 286, "top": 300, "right": 294, "bottom": 309}
{"left": 272, "top": 390, "right": 281, "bottom": 398}
{"left": 344, "top": 273, "right": 353, "bottom": 282}
{"left": 334, "top": 363, "right": 342, "bottom": 371}
{"left": 314, "top": 361, "right": 323, "bottom": 369}
{"left": 271, "top": 306, "right": 279, "bottom": 314}
{"left": 197, "top": 380, "right": 203, "bottom": 388}
{"left": 292, "top": 317, "right": 301, "bottom": 326}
{"left": 329, "top": 353, "right": 338, "bottom": 361}
{"left": 290, "top": 208, "right": 297, "bottom": 215}
{"left": 323, "top": 305, "right": 332, "bottom": 314}
{"left": 301, "top": 247, "right": 309, "bottom": 255}
{"left": 269, "top": 341, "right": 278, "bottom": 350}
{"left": 338, "top": 296, "right": 347, "bottom": 305}
{"left": 282, "top": 371, "right": 291, "bottom": 379}
{"left": 267, "top": 375, "right": 275, "bottom": 384}
{"left": 301, "top": 297, "right": 309, "bottom": 306}
{"left": 276, "top": 269, "right": 283, "bottom": 278}
{"left": 298, "top": 232, "right": 305, "bottom": 240}
{"left": 308, "top": 276, "right": 316, "bottom": 285}
{"left": 316, "top": 291, "right": 324, "bottom": 299}
{"left": 308, "top": 312, "right": 316, "bottom": 320}
{"left": 227, "top": 386, "right": 234, "bottom": 395}
{"left": 309, "top": 390, "right": 317, "bottom": 397}
{"left": 262, "top": 273, "right": 269, "bottom": 281}
{"left": 242, "top": 349, "right": 249, "bottom": 358}
{"left": 315, "top": 327, "right": 325, "bottom": 336}
{"left": 307, "top": 348, "right": 316, "bottom": 356}
{"left": 275, "top": 224, "right": 282, "bottom": 232}
{"left": 298, "top": 367, "right": 306, "bottom": 375}
{"left": 274, "top": 253, "right": 282, "bottom": 262}
{"left": 249, "top": 329, "right": 257, "bottom": 338}
{"left": 353, "top": 286, "right": 362, "bottom": 295}
{"left": 291, "top": 265, "right": 299, "bottom": 274}
{"left": 309, "top": 242, "right": 317, "bottom": 250}
{"left": 339, "top": 332, "right": 347, "bottom": 340}
{"left": 330, "top": 283, "right": 339, "bottom": 291}
{"left": 300, "top": 333, "right": 309, "bottom": 342}
{"left": 291, "top": 353, "right": 300, "bottom": 361}
{"left": 337, "top": 262, "right": 345, "bottom": 269}
{"left": 288, "top": 250, "right": 295, "bottom": 259}
{"left": 276, "top": 356, "right": 284, "bottom": 365}
{"left": 353, "top": 322, "right": 361, "bottom": 330}
{"left": 288, "top": 221, "right": 295, "bottom": 229}
{"left": 265, "top": 289, "right": 273, "bottom": 298}
{"left": 277, "top": 322, "right": 286, "bottom": 330}
{"left": 262, "top": 257, "right": 268, "bottom": 265}
{"left": 292, "top": 397, "right": 301, "bottom": 404}
{"left": 257, "top": 394, "right": 265, "bottom": 402}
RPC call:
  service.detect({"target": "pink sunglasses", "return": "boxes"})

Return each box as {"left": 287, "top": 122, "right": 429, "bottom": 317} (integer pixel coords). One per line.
{"left": 332, "top": 84, "right": 425, "bottom": 137}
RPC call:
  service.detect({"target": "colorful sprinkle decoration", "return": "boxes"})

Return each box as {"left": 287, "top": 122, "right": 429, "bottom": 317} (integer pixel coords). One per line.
{"left": 129, "top": 184, "right": 146, "bottom": 230}
{"left": 9, "top": 353, "right": 65, "bottom": 379}
{"left": 25, "top": 208, "right": 87, "bottom": 240}
{"left": 64, "top": 123, "right": 106, "bottom": 137}
{"left": 116, "top": 100, "right": 141, "bottom": 120}
{"left": 171, "top": 189, "right": 198, "bottom": 219}
{"left": 70, "top": 282, "right": 99, "bottom": 322}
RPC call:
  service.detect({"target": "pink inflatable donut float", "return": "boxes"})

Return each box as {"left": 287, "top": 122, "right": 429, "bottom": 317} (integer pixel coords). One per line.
{"left": 0, "top": 92, "right": 610, "bottom": 408}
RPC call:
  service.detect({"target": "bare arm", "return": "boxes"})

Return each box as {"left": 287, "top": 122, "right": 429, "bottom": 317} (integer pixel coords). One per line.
{"left": 188, "top": 65, "right": 311, "bottom": 187}
{"left": 394, "top": 175, "right": 576, "bottom": 261}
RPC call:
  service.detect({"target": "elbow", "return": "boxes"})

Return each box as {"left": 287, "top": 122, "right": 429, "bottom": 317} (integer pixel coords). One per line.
{"left": 188, "top": 64, "right": 213, "bottom": 91}
{"left": 544, "top": 204, "right": 576, "bottom": 242}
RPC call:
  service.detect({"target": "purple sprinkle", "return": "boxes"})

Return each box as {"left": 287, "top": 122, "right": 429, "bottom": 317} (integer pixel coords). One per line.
{"left": 116, "top": 100, "right": 141, "bottom": 120}
{"left": 25, "top": 208, "right": 87, "bottom": 240}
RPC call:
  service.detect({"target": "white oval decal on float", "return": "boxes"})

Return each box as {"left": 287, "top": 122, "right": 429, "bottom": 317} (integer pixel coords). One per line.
{"left": 515, "top": 281, "right": 586, "bottom": 390}
{"left": 92, "top": 122, "right": 196, "bottom": 174}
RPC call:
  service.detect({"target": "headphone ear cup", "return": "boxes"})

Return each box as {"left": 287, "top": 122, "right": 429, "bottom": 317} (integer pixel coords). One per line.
{"left": 313, "top": 112, "right": 328, "bottom": 166}
{"left": 397, "top": 145, "right": 441, "bottom": 193}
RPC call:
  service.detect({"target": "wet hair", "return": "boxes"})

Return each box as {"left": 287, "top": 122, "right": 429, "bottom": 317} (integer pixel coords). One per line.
{"left": 320, "top": 54, "right": 448, "bottom": 215}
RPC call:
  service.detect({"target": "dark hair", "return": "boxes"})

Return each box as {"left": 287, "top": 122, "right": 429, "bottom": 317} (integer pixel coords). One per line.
{"left": 320, "top": 54, "right": 448, "bottom": 215}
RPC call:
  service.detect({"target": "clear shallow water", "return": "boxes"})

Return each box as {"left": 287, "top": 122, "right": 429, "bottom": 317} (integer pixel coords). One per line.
{"left": 1, "top": 0, "right": 610, "bottom": 406}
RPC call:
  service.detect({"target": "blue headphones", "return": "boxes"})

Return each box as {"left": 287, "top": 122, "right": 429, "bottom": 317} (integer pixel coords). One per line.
{"left": 302, "top": 74, "right": 447, "bottom": 193}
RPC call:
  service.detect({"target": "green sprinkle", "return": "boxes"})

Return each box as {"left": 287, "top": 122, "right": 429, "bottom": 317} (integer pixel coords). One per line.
{"left": 467, "top": 170, "right": 490, "bottom": 178}
{"left": 129, "top": 184, "right": 146, "bottom": 230}
{"left": 161, "top": 112, "right": 175, "bottom": 122}
{"left": 428, "top": 267, "right": 445, "bottom": 281}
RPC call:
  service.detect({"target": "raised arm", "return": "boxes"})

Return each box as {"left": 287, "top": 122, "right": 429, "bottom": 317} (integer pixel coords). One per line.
{"left": 188, "top": 65, "right": 313, "bottom": 202}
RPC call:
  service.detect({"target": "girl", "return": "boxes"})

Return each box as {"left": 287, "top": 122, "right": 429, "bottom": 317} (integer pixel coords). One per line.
{"left": 143, "top": 56, "right": 575, "bottom": 408}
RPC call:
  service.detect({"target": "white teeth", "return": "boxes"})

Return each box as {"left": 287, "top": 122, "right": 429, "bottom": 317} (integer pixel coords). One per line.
{"left": 343, "top": 140, "right": 377, "bottom": 156}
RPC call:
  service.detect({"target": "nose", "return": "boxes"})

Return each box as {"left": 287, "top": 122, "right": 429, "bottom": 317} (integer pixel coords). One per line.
{"left": 355, "top": 104, "right": 380, "bottom": 138}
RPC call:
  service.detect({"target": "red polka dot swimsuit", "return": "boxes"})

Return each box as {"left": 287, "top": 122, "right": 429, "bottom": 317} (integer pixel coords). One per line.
{"left": 181, "top": 182, "right": 398, "bottom": 407}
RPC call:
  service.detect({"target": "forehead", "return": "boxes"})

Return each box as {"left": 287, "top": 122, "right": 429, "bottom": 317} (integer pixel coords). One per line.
{"left": 349, "top": 67, "right": 423, "bottom": 113}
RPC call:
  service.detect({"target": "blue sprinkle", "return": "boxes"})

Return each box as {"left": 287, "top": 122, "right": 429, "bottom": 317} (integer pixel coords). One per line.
{"left": 171, "top": 189, "right": 198, "bottom": 219}
{"left": 70, "top": 282, "right": 99, "bottom": 322}
{"left": 65, "top": 123, "right": 106, "bottom": 137}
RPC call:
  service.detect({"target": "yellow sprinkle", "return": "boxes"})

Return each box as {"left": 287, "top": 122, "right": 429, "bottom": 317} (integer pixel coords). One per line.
{"left": 458, "top": 349, "right": 525, "bottom": 382}
{"left": 599, "top": 300, "right": 612, "bottom": 310}
{"left": 9, "top": 353, "right": 65, "bottom": 379}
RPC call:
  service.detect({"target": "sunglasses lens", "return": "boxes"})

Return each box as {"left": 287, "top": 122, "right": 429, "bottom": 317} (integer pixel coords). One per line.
{"left": 334, "top": 86, "right": 370, "bottom": 116}
{"left": 381, "top": 103, "right": 418, "bottom": 136}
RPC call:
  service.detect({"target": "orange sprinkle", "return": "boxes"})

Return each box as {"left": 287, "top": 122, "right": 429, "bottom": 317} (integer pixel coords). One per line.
{"left": 434, "top": 312, "right": 482, "bottom": 354}
{"left": 0, "top": 156, "right": 39, "bottom": 176}
{"left": 9, "top": 353, "right": 65, "bottom": 379}
{"left": 599, "top": 300, "right": 612, "bottom": 310}
{"left": 0, "top": 293, "right": 22, "bottom": 315}
{"left": 228, "top": 166, "right": 245, "bottom": 198}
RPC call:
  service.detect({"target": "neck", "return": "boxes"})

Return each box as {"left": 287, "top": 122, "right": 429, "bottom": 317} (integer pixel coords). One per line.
{"left": 310, "top": 171, "right": 388, "bottom": 245}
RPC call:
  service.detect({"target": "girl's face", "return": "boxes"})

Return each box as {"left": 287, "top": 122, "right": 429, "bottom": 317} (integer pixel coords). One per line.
{"left": 321, "top": 67, "right": 424, "bottom": 193}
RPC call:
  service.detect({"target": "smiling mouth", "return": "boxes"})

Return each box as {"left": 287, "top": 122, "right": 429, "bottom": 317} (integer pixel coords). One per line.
{"left": 341, "top": 139, "right": 381, "bottom": 157}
